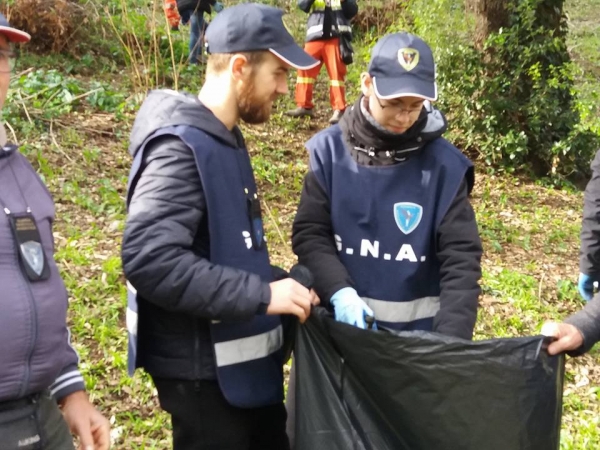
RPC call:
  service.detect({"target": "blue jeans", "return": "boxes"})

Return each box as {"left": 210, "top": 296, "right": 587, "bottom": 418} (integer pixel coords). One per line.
{"left": 189, "top": 11, "right": 205, "bottom": 64}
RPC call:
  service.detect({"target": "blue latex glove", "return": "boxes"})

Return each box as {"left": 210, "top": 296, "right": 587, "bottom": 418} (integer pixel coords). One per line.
{"left": 578, "top": 273, "right": 599, "bottom": 301}
{"left": 330, "top": 287, "right": 374, "bottom": 329}
{"left": 214, "top": 1, "right": 224, "bottom": 13}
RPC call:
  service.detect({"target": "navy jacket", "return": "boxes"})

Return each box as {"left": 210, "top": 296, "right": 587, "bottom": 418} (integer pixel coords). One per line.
{"left": 0, "top": 145, "right": 84, "bottom": 402}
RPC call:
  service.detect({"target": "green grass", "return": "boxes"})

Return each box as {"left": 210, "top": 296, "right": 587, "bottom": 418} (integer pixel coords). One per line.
{"left": 4, "top": 0, "right": 600, "bottom": 448}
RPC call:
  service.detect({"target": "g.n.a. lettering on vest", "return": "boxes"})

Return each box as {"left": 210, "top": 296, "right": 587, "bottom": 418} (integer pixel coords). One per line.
{"left": 126, "top": 125, "right": 283, "bottom": 409}
{"left": 309, "top": 126, "right": 472, "bottom": 331}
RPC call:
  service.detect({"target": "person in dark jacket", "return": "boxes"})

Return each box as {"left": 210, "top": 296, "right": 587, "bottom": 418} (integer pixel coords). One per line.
{"left": 286, "top": 0, "right": 358, "bottom": 125}
{"left": 121, "top": 4, "right": 319, "bottom": 449}
{"left": 176, "top": 0, "right": 223, "bottom": 64}
{"left": 292, "top": 32, "right": 482, "bottom": 339}
{"left": 543, "top": 150, "right": 600, "bottom": 355}
{"left": 0, "top": 15, "right": 110, "bottom": 450}
{"left": 578, "top": 149, "right": 600, "bottom": 301}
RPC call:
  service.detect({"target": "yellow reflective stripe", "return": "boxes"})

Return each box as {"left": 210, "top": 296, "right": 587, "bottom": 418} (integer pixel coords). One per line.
{"left": 214, "top": 325, "right": 283, "bottom": 367}
{"left": 312, "top": 0, "right": 341, "bottom": 10}
{"left": 330, "top": 80, "right": 344, "bottom": 87}
{"left": 297, "top": 77, "right": 316, "bottom": 84}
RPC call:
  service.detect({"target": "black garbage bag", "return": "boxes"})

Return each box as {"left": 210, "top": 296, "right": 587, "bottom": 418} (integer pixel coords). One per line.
{"left": 292, "top": 308, "right": 564, "bottom": 450}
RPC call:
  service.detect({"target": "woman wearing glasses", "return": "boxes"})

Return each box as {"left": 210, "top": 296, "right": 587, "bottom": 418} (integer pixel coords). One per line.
{"left": 292, "top": 32, "right": 483, "bottom": 338}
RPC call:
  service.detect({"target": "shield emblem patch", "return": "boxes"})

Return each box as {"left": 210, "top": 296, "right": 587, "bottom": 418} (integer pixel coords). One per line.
{"left": 20, "top": 240, "right": 45, "bottom": 276}
{"left": 398, "top": 48, "right": 420, "bottom": 71}
{"left": 394, "top": 202, "right": 423, "bottom": 235}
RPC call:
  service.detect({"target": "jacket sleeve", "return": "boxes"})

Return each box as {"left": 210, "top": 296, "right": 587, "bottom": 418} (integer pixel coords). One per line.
{"left": 292, "top": 171, "right": 353, "bottom": 306}
{"left": 50, "top": 330, "right": 85, "bottom": 401}
{"left": 298, "top": 0, "right": 316, "bottom": 14}
{"left": 564, "top": 296, "right": 600, "bottom": 355}
{"left": 341, "top": 0, "right": 358, "bottom": 20}
{"left": 580, "top": 149, "right": 600, "bottom": 276}
{"left": 434, "top": 179, "right": 482, "bottom": 339}
{"left": 122, "top": 136, "right": 271, "bottom": 321}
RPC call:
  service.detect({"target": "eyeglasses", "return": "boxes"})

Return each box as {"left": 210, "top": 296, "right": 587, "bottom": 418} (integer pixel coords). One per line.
{"left": 373, "top": 95, "right": 423, "bottom": 116}
{"left": 0, "top": 49, "right": 17, "bottom": 73}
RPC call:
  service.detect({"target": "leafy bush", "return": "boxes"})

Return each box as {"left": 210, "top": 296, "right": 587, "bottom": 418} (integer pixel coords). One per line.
{"left": 352, "top": 1, "right": 408, "bottom": 36}
{"left": 405, "top": 0, "right": 600, "bottom": 181}
{"left": 1, "top": 0, "right": 91, "bottom": 54}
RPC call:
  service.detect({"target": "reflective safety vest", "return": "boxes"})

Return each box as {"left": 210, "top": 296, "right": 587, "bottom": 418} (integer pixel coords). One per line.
{"left": 305, "top": 0, "right": 353, "bottom": 41}
{"left": 307, "top": 126, "right": 472, "bottom": 331}
{"left": 126, "top": 125, "right": 284, "bottom": 408}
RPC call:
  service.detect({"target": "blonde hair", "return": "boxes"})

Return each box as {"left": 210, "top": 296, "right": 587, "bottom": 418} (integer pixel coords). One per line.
{"left": 206, "top": 51, "right": 268, "bottom": 75}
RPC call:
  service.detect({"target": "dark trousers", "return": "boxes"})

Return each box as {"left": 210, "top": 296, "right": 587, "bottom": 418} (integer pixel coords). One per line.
{"left": 153, "top": 378, "right": 290, "bottom": 450}
{"left": 0, "top": 391, "right": 74, "bottom": 450}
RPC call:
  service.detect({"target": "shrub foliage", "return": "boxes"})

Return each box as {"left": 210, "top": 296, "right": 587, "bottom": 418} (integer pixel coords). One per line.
{"left": 404, "top": 0, "right": 600, "bottom": 180}
{"left": 1, "top": 0, "right": 89, "bottom": 54}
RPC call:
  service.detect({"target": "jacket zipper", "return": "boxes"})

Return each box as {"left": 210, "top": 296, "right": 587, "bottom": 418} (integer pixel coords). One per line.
{"left": 17, "top": 252, "right": 38, "bottom": 398}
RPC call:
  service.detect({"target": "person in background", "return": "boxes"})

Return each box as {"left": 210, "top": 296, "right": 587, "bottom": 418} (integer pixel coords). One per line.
{"left": 177, "top": 0, "right": 224, "bottom": 64}
{"left": 286, "top": 0, "right": 358, "bottom": 125}
{"left": 0, "top": 14, "right": 110, "bottom": 450}
{"left": 164, "top": 0, "right": 181, "bottom": 31}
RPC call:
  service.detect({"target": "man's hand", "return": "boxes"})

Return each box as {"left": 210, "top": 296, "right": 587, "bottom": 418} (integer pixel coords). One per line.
{"left": 267, "top": 278, "right": 319, "bottom": 323}
{"left": 60, "top": 391, "right": 110, "bottom": 450}
{"left": 541, "top": 322, "right": 584, "bottom": 355}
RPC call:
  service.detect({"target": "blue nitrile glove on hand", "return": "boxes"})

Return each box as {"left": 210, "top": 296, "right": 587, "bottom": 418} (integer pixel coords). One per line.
{"left": 214, "top": 1, "right": 224, "bottom": 13}
{"left": 578, "top": 273, "right": 600, "bottom": 301}
{"left": 330, "top": 287, "right": 374, "bottom": 329}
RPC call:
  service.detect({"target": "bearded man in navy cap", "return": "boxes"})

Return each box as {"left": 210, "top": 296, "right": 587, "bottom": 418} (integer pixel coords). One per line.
{"left": 122, "top": 3, "right": 320, "bottom": 449}
{"left": 292, "top": 32, "right": 482, "bottom": 338}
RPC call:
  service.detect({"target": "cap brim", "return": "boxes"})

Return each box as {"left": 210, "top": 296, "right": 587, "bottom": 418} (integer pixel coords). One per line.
{"left": 373, "top": 75, "right": 437, "bottom": 101}
{"left": 0, "top": 26, "right": 31, "bottom": 43}
{"left": 269, "top": 45, "right": 319, "bottom": 70}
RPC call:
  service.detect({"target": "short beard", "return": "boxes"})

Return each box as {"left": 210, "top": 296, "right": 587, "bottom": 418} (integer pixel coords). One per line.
{"left": 237, "top": 73, "right": 273, "bottom": 125}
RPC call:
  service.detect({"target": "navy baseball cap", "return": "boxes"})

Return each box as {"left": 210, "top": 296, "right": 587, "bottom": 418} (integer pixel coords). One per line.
{"left": 0, "top": 13, "right": 30, "bottom": 43}
{"left": 205, "top": 3, "right": 318, "bottom": 70}
{"left": 368, "top": 33, "right": 437, "bottom": 101}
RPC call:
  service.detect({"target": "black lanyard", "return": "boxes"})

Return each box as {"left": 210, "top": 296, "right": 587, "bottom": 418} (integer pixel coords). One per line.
{"left": 232, "top": 144, "right": 265, "bottom": 251}
{"left": 0, "top": 157, "right": 49, "bottom": 281}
